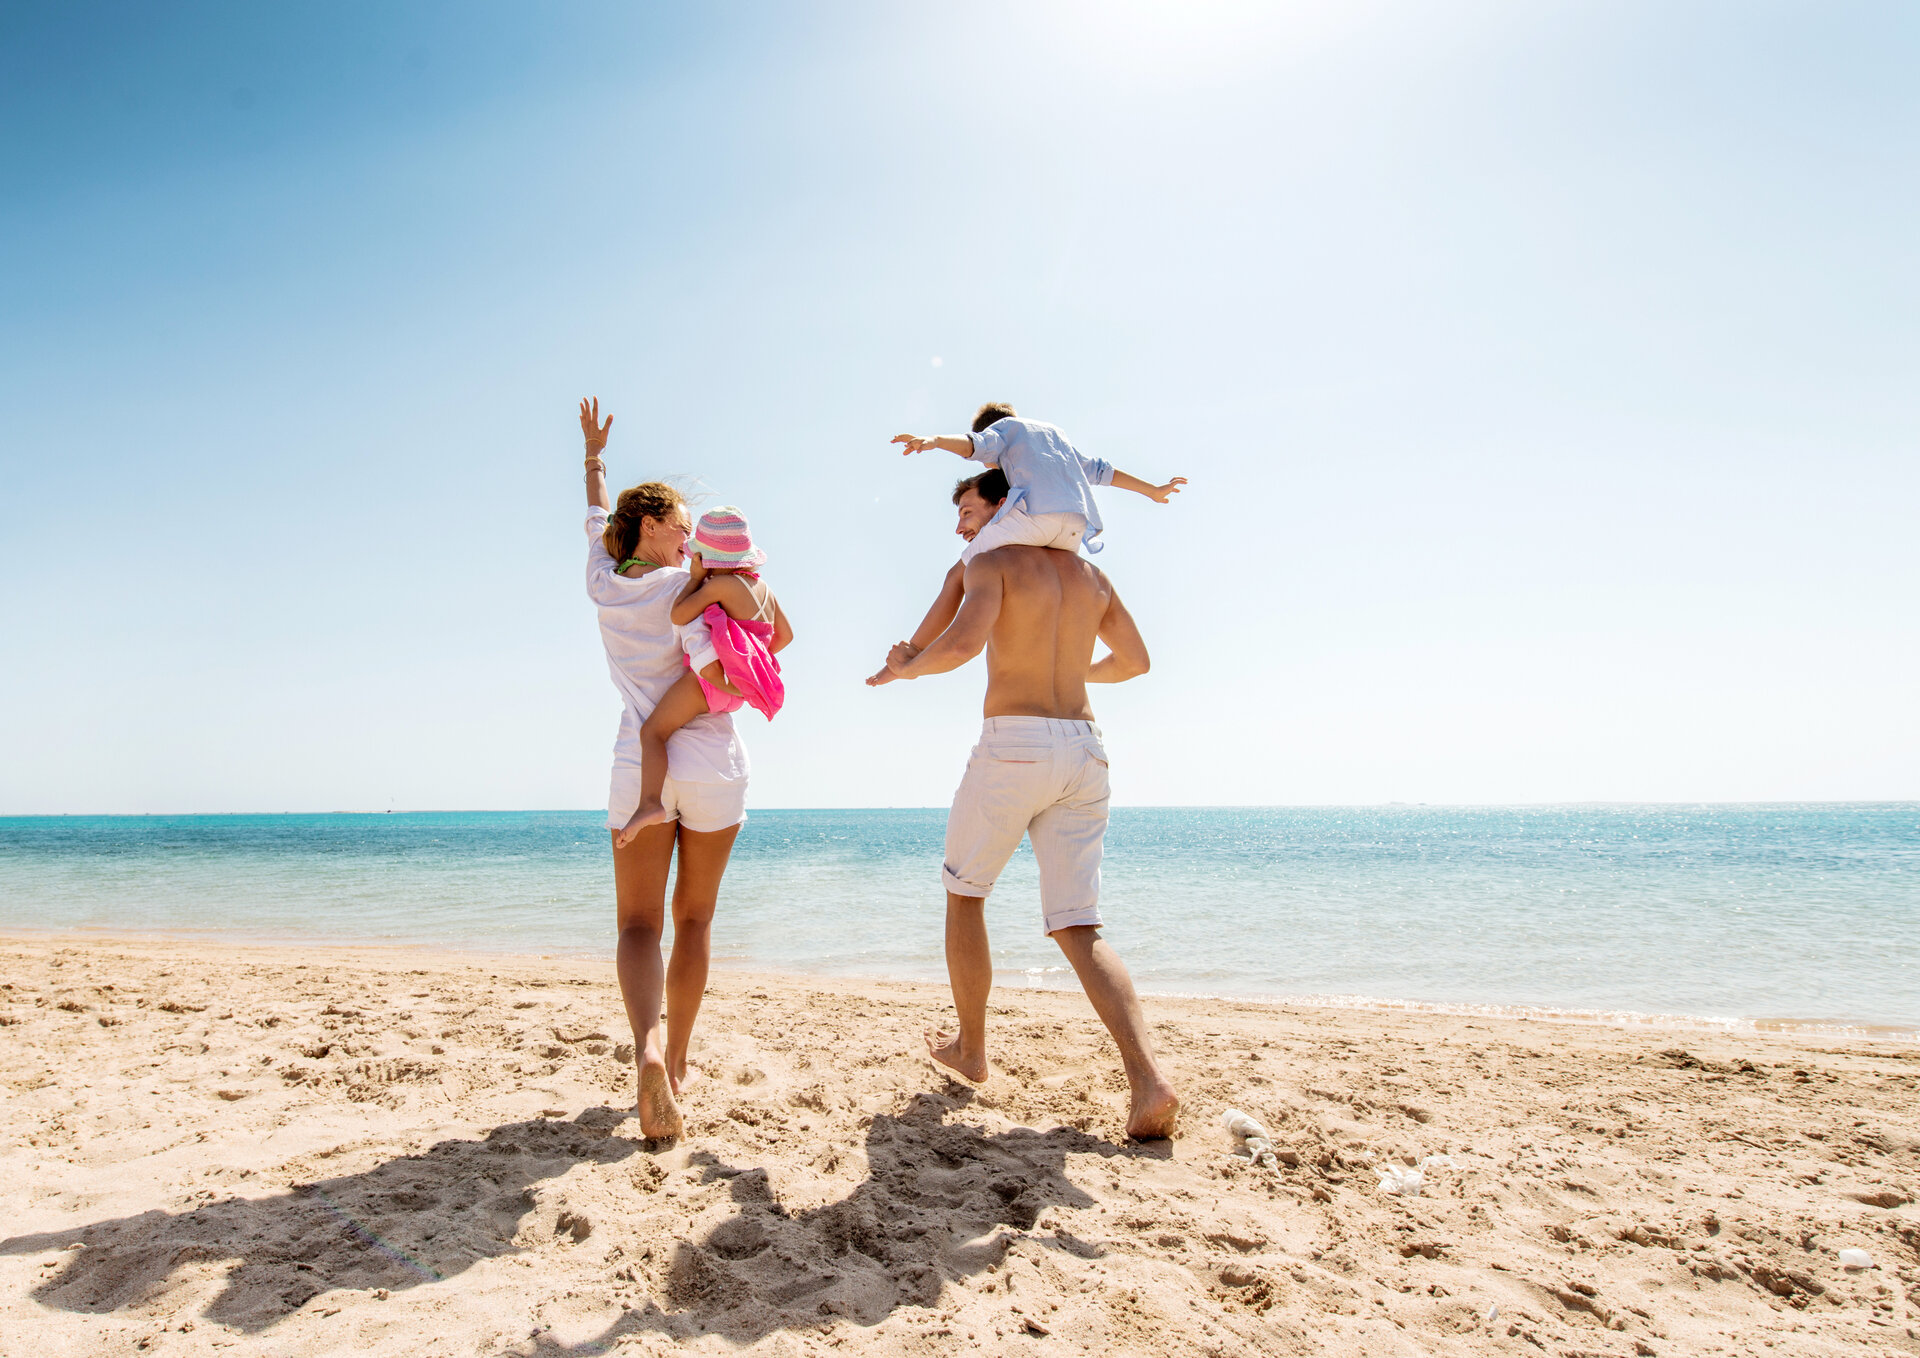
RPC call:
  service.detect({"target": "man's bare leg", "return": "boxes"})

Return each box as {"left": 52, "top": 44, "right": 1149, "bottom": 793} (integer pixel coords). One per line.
{"left": 925, "top": 891, "right": 992, "bottom": 1082}
{"left": 1051, "top": 925, "right": 1179, "bottom": 1139}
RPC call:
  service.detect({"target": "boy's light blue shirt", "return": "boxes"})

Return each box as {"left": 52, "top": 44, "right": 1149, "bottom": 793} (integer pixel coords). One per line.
{"left": 967, "top": 417, "right": 1116, "bottom": 552}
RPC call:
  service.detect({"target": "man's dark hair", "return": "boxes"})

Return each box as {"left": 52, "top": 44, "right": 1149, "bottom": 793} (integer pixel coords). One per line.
{"left": 971, "top": 401, "right": 1016, "bottom": 434}
{"left": 953, "top": 467, "right": 1009, "bottom": 506}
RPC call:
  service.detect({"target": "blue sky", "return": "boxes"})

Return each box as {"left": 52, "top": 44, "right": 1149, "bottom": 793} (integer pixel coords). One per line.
{"left": 3, "top": 1, "right": 1916, "bottom": 813}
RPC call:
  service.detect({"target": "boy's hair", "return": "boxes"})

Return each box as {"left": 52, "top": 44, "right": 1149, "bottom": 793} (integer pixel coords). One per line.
{"left": 953, "top": 468, "right": 1010, "bottom": 506}
{"left": 603, "top": 481, "right": 686, "bottom": 562}
{"left": 971, "top": 401, "right": 1017, "bottom": 434}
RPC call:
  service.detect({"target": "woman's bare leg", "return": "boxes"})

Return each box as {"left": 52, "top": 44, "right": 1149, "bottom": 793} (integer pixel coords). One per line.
{"left": 618, "top": 673, "right": 714, "bottom": 845}
{"left": 612, "top": 820, "right": 682, "bottom": 1138}
{"left": 662, "top": 820, "right": 740, "bottom": 1095}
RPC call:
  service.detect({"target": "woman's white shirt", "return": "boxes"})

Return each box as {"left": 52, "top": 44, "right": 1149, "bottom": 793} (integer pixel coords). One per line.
{"left": 585, "top": 507, "right": 747, "bottom": 785}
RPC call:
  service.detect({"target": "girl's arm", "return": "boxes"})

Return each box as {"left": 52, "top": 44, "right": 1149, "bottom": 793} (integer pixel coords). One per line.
{"left": 669, "top": 551, "right": 711, "bottom": 615}
{"left": 580, "top": 398, "right": 612, "bottom": 511}
{"left": 670, "top": 569, "right": 764, "bottom": 626}
{"left": 1108, "top": 469, "right": 1187, "bottom": 505}
{"left": 769, "top": 595, "right": 794, "bottom": 654}
{"left": 669, "top": 581, "right": 727, "bottom": 626}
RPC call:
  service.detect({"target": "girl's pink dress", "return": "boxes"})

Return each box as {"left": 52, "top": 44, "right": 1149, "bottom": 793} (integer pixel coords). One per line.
{"left": 689, "top": 603, "right": 784, "bottom": 719}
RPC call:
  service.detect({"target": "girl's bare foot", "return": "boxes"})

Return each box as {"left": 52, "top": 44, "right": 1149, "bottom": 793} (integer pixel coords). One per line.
{"left": 924, "top": 1028, "right": 988, "bottom": 1084}
{"left": 615, "top": 801, "right": 671, "bottom": 848}
{"left": 637, "top": 1058, "right": 682, "bottom": 1140}
{"left": 1125, "top": 1079, "right": 1179, "bottom": 1140}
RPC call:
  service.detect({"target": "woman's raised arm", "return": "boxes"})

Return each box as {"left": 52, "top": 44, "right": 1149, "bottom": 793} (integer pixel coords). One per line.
{"left": 580, "top": 397, "right": 613, "bottom": 512}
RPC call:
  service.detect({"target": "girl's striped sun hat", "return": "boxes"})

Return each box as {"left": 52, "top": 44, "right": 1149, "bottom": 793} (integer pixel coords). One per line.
{"left": 693, "top": 505, "right": 766, "bottom": 569}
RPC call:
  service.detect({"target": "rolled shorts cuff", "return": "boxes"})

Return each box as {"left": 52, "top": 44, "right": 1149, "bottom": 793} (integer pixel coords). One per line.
{"left": 941, "top": 864, "right": 993, "bottom": 898}
{"left": 1042, "top": 904, "right": 1104, "bottom": 937}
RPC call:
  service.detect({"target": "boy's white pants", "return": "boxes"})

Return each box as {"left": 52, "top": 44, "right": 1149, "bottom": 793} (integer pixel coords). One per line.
{"left": 958, "top": 506, "right": 1086, "bottom": 564}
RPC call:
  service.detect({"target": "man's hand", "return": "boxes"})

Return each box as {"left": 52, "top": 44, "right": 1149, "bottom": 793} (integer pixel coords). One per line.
{"left": 1146, "top": 476, "right": 1188, "bottom": 504}
{"left": 579, "top": 397, "right": 612, "bottom": 456}
{"left": 886, "top": 640, "right": 920, "bottom": 675}
{"left": 892, "top": 434, "right": 937, "bottom": 456}
{"left": 865, "top": 641, "right": 917, "bottom": 687}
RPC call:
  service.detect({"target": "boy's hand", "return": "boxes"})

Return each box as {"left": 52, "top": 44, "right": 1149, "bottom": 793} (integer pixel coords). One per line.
{"left": 579, "top": 397, "right": 612, "bottom": 456}
{"left": 1145, "top": 477, "right": 1188, "bottom": 504}
{"left": 892, "top": 434, "right": 936, "bottom": 455}
{"left": 885, "top": 640, "right": 920, "bottom": 676}
{"left": 866, "top": 640, "right": 919, "bottom": 685}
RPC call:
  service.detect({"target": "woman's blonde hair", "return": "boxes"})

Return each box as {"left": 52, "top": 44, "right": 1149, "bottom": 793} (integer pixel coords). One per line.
{"left": 603, "top": 481, "right": 686, "bottom": 563}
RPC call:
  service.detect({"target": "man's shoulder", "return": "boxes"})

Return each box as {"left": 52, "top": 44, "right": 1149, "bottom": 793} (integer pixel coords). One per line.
{"left": 972, "top": 543, "right": 1103, "bottom": 580}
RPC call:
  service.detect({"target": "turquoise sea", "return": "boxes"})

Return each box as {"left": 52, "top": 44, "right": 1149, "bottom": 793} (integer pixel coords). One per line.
{"left": 2, "top": 805, "right": 1915, "bottom": 1036}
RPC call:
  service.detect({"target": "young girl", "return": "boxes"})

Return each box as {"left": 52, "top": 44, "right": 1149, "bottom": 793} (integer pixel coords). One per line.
{"left": 617, "top": 506, "right": 790, "bottom": 846}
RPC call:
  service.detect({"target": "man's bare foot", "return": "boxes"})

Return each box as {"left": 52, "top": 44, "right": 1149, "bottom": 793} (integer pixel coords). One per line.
{"left": 637, "top": 1058, "right": 682, "bottom": 1140}
{"left": 615, "top": 800, "right": 671, "bottom": 848}
{"left": 1125, "top": 1078, "right": 1179, "bottom": 1140}
{"left": 924, "top": 1028, "right": 988, "bottom": 1084}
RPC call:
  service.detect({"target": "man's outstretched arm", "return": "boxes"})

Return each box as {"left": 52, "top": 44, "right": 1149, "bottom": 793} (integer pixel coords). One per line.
{"left": 1088, "top": 578, "right": 1150, "bottom": 683}
{"left": 889, "top": 559, "right": 1004, "bottom": 679}
{"left": 867, "top": 561, "right": 967, "bottom": 687}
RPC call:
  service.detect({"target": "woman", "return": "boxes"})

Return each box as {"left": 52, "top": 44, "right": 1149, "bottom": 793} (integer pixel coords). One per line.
{"left": 578, "top": 397, "right": 757, "bottom": 1139}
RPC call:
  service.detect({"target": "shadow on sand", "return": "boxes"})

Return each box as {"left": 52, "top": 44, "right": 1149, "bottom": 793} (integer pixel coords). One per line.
{"left": 4, "top": 1089, "right": 1157, "bottom": 1345}
{"left": 1, "top": 1109, "right": 644, "bottom": 1331}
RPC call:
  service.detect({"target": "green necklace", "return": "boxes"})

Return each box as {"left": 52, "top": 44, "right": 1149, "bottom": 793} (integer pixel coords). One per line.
{"left": 617, "top": 558, "right": 662, "bottom": 573}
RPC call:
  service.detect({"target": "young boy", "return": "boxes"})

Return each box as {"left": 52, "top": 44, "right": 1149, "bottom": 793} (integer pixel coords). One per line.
{"left": 874, "top": 403, "right": 1185, "bottom": 685}
{"left": 892, "top": 402, "right": 1185, "bottom": 561}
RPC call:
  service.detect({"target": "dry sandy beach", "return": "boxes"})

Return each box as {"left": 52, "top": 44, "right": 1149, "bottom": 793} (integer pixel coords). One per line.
{"left": 2, "top": 938, "right": 1916, "bottom": 1357}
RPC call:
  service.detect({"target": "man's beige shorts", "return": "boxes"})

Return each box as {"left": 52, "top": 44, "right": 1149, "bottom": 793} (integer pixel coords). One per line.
{"left": 942, "top": 717, "right": 1110, "bottom": 935}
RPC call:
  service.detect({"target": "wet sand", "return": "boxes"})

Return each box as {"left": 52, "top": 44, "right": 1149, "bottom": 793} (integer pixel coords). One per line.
{"left": 2, "top": 937, "right": 1917, "bottom": 1356}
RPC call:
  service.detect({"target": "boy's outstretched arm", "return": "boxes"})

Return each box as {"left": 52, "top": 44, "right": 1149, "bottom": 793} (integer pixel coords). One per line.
{"left": 866, "top": 561, "right": 965, "bottom": 687}
{"left": 1108, "top": 469, "right": 1188, "bottom": 505}
{"left": 892, "top": 433, "right": 983, "bottom": 462}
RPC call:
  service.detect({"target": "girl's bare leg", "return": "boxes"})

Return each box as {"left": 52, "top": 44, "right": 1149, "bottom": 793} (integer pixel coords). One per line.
{"left": 612, "top": 820, "right": 681, "bottom": 1138}
{"left": 617, "top": 672, "right": 714, "bottom": 845}
{"left": 662, "top": 820, "right": 740, "bottom": 1095}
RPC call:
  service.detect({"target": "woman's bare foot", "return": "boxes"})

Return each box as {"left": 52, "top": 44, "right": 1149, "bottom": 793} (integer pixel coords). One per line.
{"left": 668, "top": 1060, "right": 703, "bottom": 1099}
{"left": 637, "top": 1058, "right": 682, "bottom": 1140}
{"left": 615, "top": 801, "right": 671, "bottom": 848}
{"left": 1125, "top": 1078, "right": 1180, "bottom": 1140}
{"left": 924, "top": 1028, "right": 988, "bottom": 1084}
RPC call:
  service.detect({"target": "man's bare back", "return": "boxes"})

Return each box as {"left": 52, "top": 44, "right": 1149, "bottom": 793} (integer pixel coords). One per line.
{"left": 976, "top": 546, "right": 1109, "bottom": 719}
{"left": 890, "top": 545, "right": 1149, "bottom": 709}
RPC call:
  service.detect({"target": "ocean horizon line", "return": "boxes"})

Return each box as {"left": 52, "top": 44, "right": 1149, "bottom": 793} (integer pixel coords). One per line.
{"left": 4, "top": 798, "right": 1917, "bottom": 819}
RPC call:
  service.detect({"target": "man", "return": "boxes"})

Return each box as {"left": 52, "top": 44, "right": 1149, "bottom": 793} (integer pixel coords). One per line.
{"left": 871, "top": 469, "right": 1179, "bottom": 1140}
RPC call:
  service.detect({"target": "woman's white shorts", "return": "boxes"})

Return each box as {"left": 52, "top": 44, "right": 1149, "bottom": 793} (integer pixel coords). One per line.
{"left": 607, "top": 766, "right": 747, "bottom": 834}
